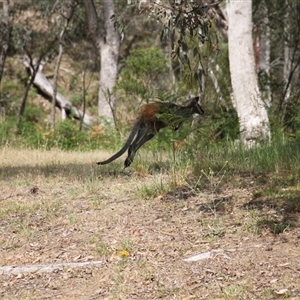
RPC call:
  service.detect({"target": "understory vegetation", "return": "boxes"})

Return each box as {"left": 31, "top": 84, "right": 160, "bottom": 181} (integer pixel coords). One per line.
{"left": 1, "top": 113, "right": 300, "bottom": 234}
{"left": 1, "top": 45, "right": 300, "bottom": 236}
{"left": 1, "top": 52, "right": 300, "bottom": 233}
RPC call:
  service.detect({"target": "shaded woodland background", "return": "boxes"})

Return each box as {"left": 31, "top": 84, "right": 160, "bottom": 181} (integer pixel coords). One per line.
{"left": 0, "top": 0, "right": 299, "bottom": 150}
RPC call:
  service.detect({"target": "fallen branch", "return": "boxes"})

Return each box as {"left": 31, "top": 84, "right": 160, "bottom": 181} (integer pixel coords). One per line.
{"left": 0, "top": 260, "right": 105, "bottom": 275}
{"left": 184, "top": 244, "right": 266, "bottom": 262}
{"left": 183, "top": 249, "right": 230, "bottom": 262}
{"left": 23, "top": 55, "right": 94, "bottom": 128}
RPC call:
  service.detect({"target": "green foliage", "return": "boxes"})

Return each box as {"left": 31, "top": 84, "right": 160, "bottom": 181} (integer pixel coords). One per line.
{"left": 191, "top": 134, "right": 300, "bottom": 181}
{"left": 70, "top": 93, "right": 82, "bottom": 107}
{"left": 39, "top": 120, "right": 120, "bottom": 151}
{"left": 122, "top": 1, "right": 220, "bottom": 86}
{"left": 116, "top": 48, "right": 169, "bottom": 99}
{"left": 0, "top": 78, "right": 25, "bottom": 115}
{"left": 17, "top": 120, "right": 44, "bottom": 148}
{"left": 0, "top": 114, "right": 122, "bottom": 151}
{"left": 0, "top": 120, "right": 14, "bottom": 146}
{"left": 23, "top": 103, "right": 42, "bottom": 123}
{"left": 282, "top": 93, "right": 300, "bottom": 139}
{"left": 42, "top": 120, "right": 85, "bottom": 150}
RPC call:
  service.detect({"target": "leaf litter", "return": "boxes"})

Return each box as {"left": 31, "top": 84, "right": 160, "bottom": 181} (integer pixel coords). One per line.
{"left": 0, "top": 149, "right": 299, "bottom": 299}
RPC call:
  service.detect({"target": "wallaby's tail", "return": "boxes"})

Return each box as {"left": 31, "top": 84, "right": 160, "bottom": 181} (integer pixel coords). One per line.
{"left": 97, "top": 121, "right": 141, "bottom": 165}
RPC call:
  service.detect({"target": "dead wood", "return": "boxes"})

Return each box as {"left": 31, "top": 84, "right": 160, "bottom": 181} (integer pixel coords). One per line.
{"left": 0, "top": 260, "right": 105, "bottom": 275}
{"left": 23, "top": 55, "right": 94, "bottom": 128}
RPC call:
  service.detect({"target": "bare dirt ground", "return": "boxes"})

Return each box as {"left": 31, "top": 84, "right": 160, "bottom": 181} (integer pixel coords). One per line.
{"left": 0, "top": 148, "right": 299, "bottom": 299}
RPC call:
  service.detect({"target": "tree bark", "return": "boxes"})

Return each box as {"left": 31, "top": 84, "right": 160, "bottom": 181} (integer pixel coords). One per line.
{"left": 258, "top": 0, "right": 271, "bottom": 107}
{"left": 0, "top": 0, "right": 10, "bottom": 118}
{"left": 17, "top": 55, "right": 41, "bottom": 132}
{"left": 52, "top": 27, "right": 65, "bottom": 127}
{"left": 0, "top": 0, "right": 9, "bottom": 83}
{"left": 282, "top": 0, "right": 292, "bottom": 110}
{"left": 227, "top": 0, "right": 271, "bottom": 146}
{"left": 84, "top": 0, "right": 120, "bottom": 126}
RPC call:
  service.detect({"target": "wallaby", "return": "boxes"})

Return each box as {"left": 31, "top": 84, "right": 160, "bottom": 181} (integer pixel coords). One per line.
{"left": 97, "top": 96, "right": 204, "bottom": 168}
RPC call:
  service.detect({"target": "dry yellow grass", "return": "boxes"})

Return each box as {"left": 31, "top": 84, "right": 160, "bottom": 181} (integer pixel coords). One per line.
{"left": 0, "top": 147, "right": 300, "bottom": 299}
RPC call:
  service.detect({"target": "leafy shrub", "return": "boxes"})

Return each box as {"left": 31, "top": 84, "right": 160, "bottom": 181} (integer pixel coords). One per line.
{"left": 116, "top": 48, "right": 169, "bottom": 100}
{"left": 0, "top": 119, "right": 14, "bottom": 146}
{"left": 17, "top": 120, "right": 44, "bottom": 148}
{"left": 42, "top": 120, "right": 86, "bottom": 150}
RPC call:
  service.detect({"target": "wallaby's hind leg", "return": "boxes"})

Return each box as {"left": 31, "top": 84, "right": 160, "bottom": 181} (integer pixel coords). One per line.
{"left": 124, "top": 129, "right": 155, "bottom": 168}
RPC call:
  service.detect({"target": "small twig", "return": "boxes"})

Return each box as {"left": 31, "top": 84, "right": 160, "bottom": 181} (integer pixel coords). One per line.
{"left": 0, "top": 193, "right": 21, "bottom": 202}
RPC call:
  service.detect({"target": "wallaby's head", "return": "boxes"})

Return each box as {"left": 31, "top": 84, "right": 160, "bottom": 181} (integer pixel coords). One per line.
{"left": 187, "top": 96, "right": 204, "bottom": 115}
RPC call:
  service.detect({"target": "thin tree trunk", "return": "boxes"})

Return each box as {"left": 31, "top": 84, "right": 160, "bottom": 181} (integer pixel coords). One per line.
{"left": 52, "top": 1, "right": 75, "bottom": 128}
{"left": 0, "top": 260, "right": 105, "bottom": 275}
{"left": 258, "top": 0, "right": 271, "bottom": 107}
{"left": 17, "top": 56, "right": 43, "bottom": 133}
{"left": 208, "top": 62, "right": 228, "bottom": 111}
{"left": 52, "top": 35, "right": 64, "bottom": 128}
{"left": 0, "top": 0, "right": 10, "bottom": 118}
{"left": 80, "top": 65, "right": 87, "bottom": 131}
{"left": 281, "top": 1, "right": 300, "bottom": 121}
{"left": 282, "top": 0, "right": 291, "bottom": 112}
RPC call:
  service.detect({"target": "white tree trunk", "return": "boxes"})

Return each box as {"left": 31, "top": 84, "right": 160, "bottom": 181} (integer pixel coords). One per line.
{"left": 84, "top": 0, "right": 120, "bottom": 126}
{"left": 98, "top": 44, "right": 119, "bottom": 125}
{"left": 227, "top": 0, "right": 271, "bottom": 146}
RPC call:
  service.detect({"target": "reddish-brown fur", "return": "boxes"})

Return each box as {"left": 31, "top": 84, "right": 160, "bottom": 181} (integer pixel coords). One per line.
{"left": 97, "top": 96, "right": 204, "bottom": 168}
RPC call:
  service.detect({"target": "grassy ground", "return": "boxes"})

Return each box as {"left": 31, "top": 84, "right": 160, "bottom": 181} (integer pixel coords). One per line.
{"left": 0, "top": 147, "right": 300, "bottom": 299}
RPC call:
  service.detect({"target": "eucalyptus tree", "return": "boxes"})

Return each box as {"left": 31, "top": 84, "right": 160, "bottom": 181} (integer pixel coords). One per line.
{"left": 127, "top": 0, "right": 271, "bottom": 145}
{"left": 123, "top": 0, "right": 222, "bottom": 95}
{"left": 84, "top": 0, "right": 120, "bottom": 126}
{"left": 227, "top": 0, "right": 270, "bottom": 145}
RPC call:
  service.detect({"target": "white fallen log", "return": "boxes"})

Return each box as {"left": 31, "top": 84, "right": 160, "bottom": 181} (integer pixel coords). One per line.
{"left": 23, "top": 55, "right": 94, "bottom": 127}
{"left": 0, "top": 260, "right": 105, "bottom": 275}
